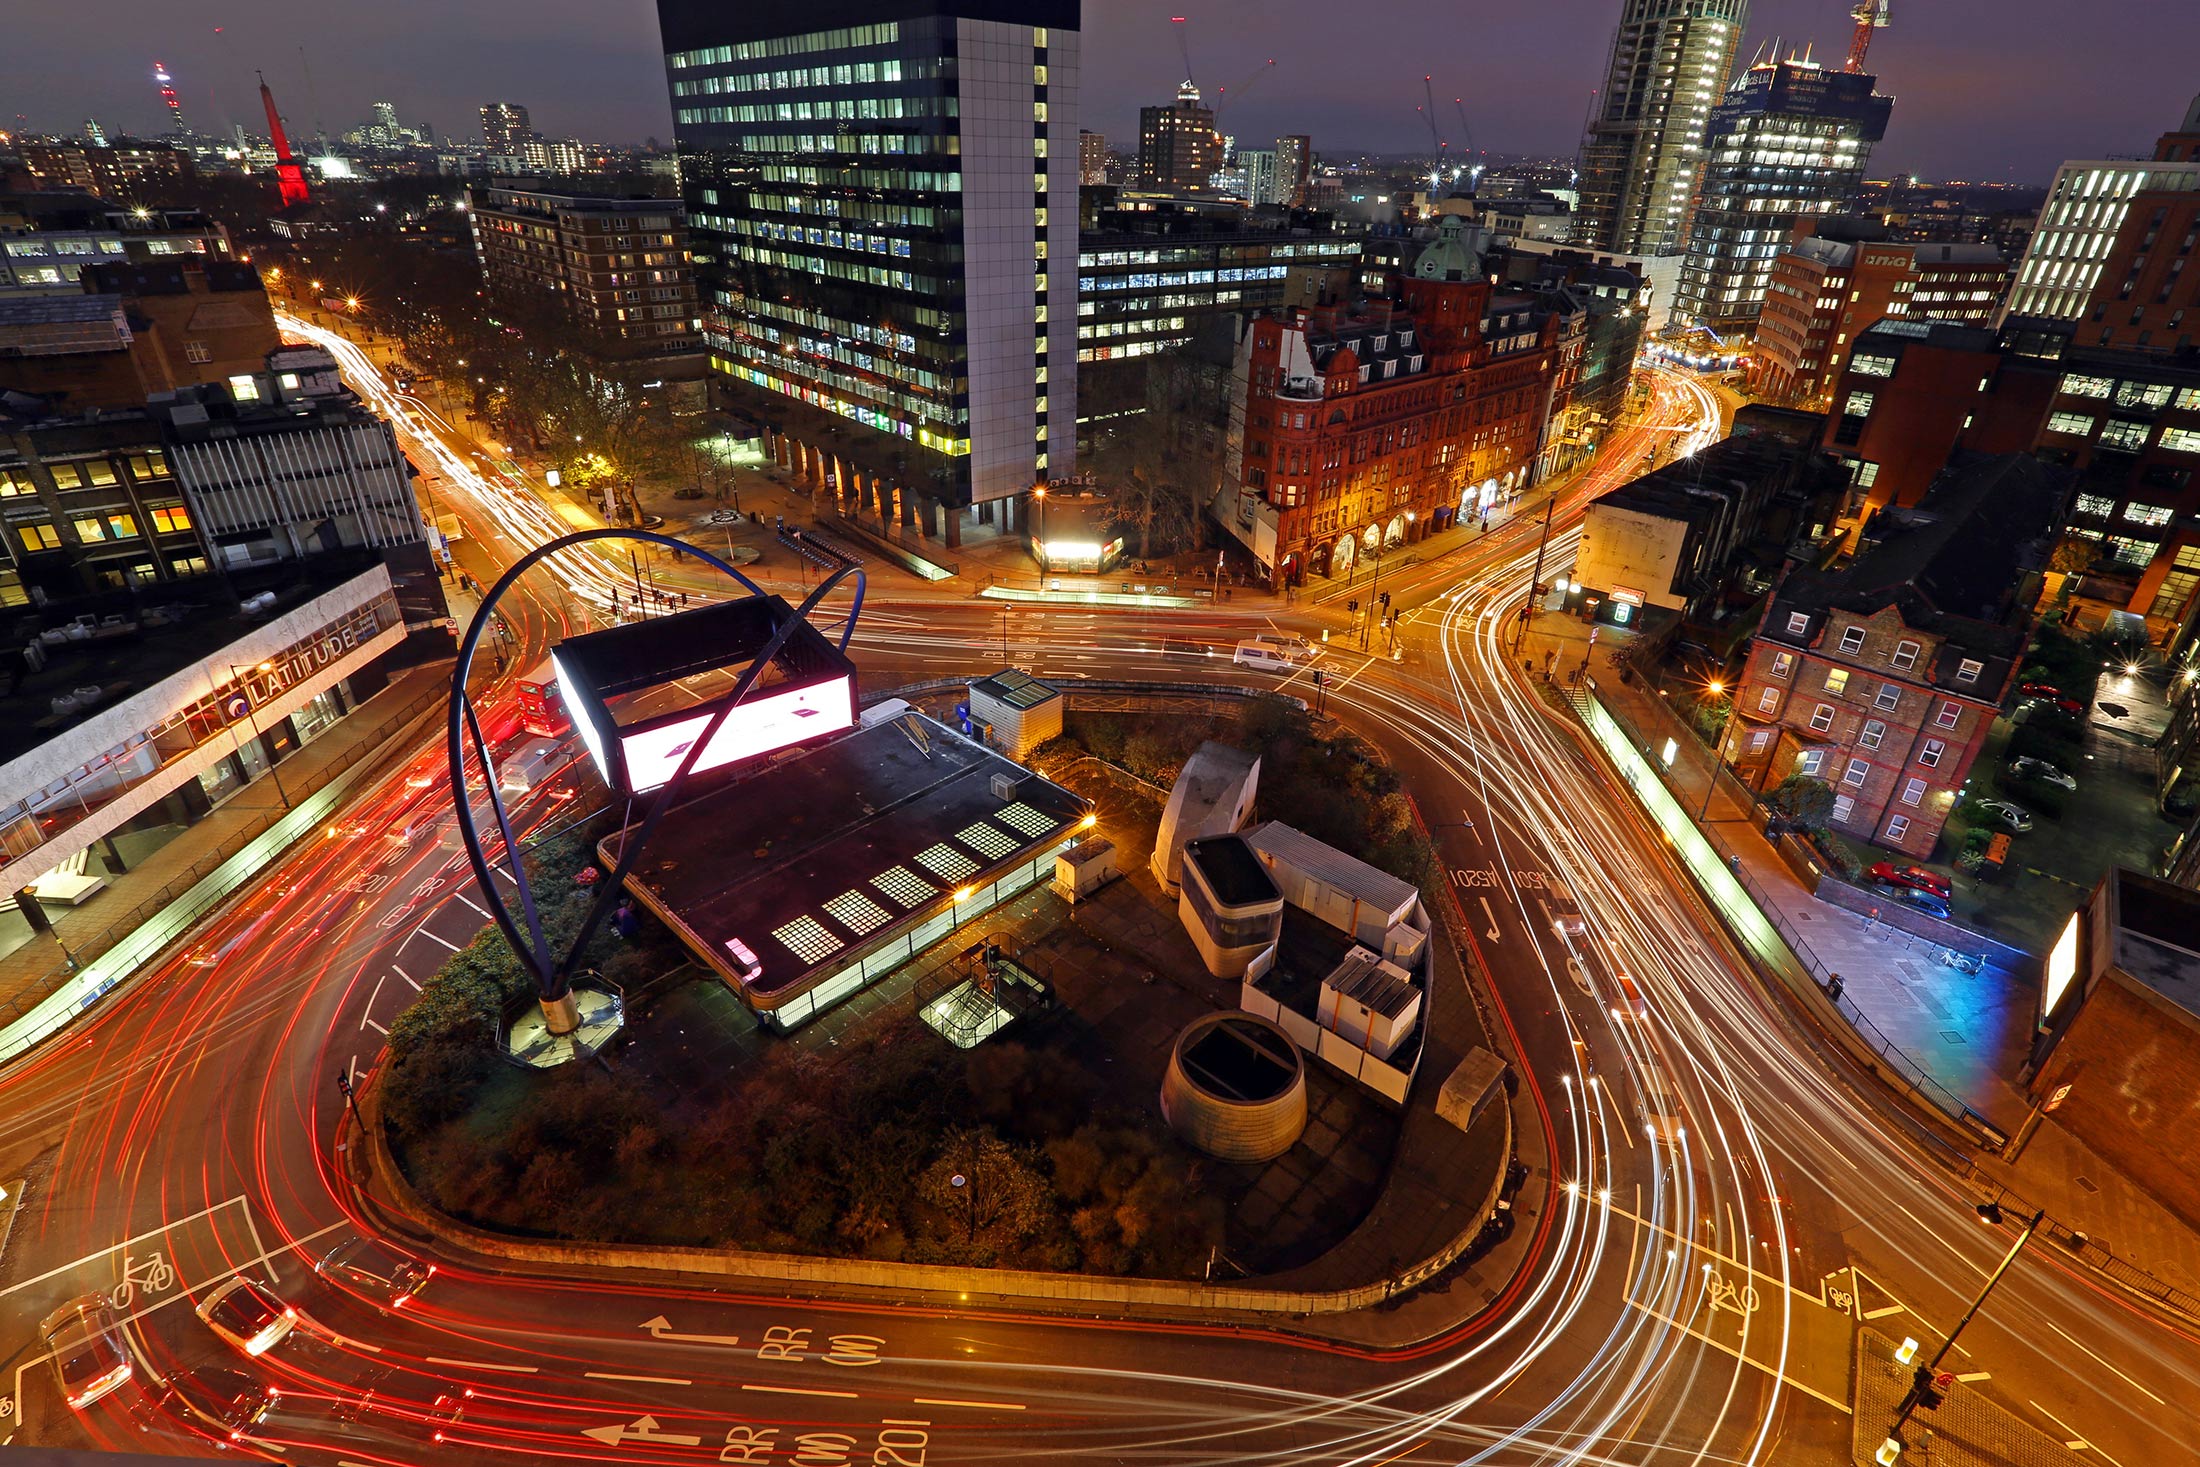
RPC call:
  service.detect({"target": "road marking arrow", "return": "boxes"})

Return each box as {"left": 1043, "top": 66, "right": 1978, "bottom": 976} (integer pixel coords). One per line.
{"left": 640, "top": 1315, "right": 743, "bottom": 1348}
{"left": 1479, "top": 896, "right": 1501, "bottom": 942}
{"left": 582, "top": 1415, "right": 704, "bottom": 1449}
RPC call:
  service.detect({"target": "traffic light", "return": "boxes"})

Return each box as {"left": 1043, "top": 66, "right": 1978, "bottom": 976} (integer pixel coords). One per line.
{"left": 1378, "top": 591, "right": 1391, "bottom": 608}
{"left": 1347, "top": 599, "right": 1359, "bottom": 614}
{"left": 1897, "top": 1365, "right": 1949, "bottom": 1414}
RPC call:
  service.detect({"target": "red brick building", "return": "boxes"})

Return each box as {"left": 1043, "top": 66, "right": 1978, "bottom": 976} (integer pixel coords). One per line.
{"left": 2073, "top": 101, "right": 2200, "bottom": 355}
{"left": 1728, "top": 454, "right": 2064, "bottom": 858}
{"left": 1751, "top": 226, "right": 2010, "bottom": 409}
{"left": 1217, "top": 217, "right": 1559, "bottom": 587}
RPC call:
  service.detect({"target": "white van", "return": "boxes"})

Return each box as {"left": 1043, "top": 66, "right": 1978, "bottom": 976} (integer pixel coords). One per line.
{"left": 499, "top": 737, "right": 566, "bottom": 797}
{"left": 1232, "top": 633, "right": 1316, "bottom": 671}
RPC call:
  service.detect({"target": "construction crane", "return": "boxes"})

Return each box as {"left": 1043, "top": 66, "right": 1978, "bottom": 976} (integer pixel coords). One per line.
{"left": 1171, "top": 14, "right": 1196, "bottom": 89}
{"left": 1213, "top": 58, "right": 1276, "bottom": 116}
{"left": 1845, "top": 0, "right": 1889, "bottom": 73}
{"left": 1416, "top": 76, "right": 1448, "bottom": 191}
{"left": 1453, "top": 97, "right": 1477, "bottom": 173}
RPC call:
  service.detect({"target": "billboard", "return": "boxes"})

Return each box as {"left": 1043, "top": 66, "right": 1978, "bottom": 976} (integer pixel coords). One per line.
{"left": 2042, "top": 912, "right": 2081, "bottom": 1028}
{"left": 616, "top": 674, "right": 854, "bottom": 794}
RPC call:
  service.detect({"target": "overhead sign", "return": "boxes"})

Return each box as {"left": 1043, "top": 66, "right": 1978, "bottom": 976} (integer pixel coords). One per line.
{"left": 617, "top": 676, "right": 853, "bottom": 795}
{"left": 2041, "top": 912, "right": 2081, "bottom": 1026}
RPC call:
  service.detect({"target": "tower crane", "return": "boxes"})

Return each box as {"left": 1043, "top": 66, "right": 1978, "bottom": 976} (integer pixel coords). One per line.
{"left": 1416, "top": 76, "right": 1448, "bottom": 191}
{"left": 1171, "top": 15, "right": 1196, "bottom": 89}
{"left": 1845, "top": 0, "right": 1889, "bottom": 73}
{"left": 1213, "top": 58, "right": 1276, "bottom": 117}
{"left": 1453, "top": 97, "right": 1477, "bottom": 174}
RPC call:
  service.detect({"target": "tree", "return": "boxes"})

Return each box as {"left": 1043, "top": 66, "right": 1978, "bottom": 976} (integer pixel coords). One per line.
{"left": 1767, "top": 774, "right": 1836, "bottom": 832}
{"left": 915, "top": 1130, "right": 1052, "bottom": 1256}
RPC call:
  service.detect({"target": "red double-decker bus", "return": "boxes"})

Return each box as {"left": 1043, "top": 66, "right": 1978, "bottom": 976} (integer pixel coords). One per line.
{"left": 515, "top": 658, "right": 570, "bottom": 739}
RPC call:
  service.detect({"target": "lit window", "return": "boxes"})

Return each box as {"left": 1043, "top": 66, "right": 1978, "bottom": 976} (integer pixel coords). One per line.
{"left": 1918, "top": 740, "right": 1945, "bottom": 769}
{"left": 2099, "top": 419, "right": 2150, "bottom": 452}
{"left": 1826, "top": 668, "right": 1850, "bottom": 695}
{"left": 1770, "top": 651, "right": 1794, "bottom": 679}
{"left": 229, "top": 374, "right": 260, "bottom": 403}
{"left": 1798, "top": 749, "right": 1827, "bottom": 777}
{"left": 2045, "top": 411, "right": 2096, "bottom": 435}
{"left": 2059, "top": 372, "right": 2112, "bottom": 399}
{"left": 1843, "top": 389, "right": 1875, "bottom": 417}
{"left": 2162, "top": 427, "right": 2200, "bottom": 453}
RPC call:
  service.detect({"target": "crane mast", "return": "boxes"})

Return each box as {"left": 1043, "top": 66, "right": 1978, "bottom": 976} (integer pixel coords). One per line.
{"left": 1845, "top": 0, "right": 1889, "bottom": 73}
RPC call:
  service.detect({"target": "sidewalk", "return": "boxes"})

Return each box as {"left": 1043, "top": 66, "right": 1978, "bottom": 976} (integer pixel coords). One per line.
{"left": 1524, "top": 609, "right": 2200, "bottom": 1311}
{"left": 0, "top": 663, "right": 450, "bottom": 1059}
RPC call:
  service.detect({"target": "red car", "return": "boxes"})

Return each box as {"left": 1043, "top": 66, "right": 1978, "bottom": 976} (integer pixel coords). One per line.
{"left": 2018, "top": 682, "right": 2063, "bottom": 699}
{"left": 1869, "top": 861, "right": 1952, "bottom": 900}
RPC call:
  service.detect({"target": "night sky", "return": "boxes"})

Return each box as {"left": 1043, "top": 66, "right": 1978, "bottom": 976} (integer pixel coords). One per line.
{"left": 9, "top": 0, "right": 2195, "bottom": 183}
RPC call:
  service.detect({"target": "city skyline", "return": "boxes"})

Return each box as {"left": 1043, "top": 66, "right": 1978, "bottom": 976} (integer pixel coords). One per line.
{"left": 5, "top": 0, "right": 2197, "bottom": 181}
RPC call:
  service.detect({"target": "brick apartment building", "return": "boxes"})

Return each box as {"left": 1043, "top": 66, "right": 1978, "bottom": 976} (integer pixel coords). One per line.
{"left": 1751, "top": 222, "right": 2011, "bottom": 408}
{"left": 13, "top": 139, "right": 194, "bottom": 204}
{"left": 467, "top": 182, "right": 703, "bottom": 379}
{"left": 1729, "top": 453, "right": 2065, "bottom": 858}
{"left": 1215, "top": 216, "right": 1559, "bottom": 588}
{"left": 2042, "top": 96, "right": 2200, "bottom": 352}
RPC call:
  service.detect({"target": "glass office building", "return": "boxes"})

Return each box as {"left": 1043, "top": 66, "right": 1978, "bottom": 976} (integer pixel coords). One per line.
{"left": 657, "top": 0, "right": 1081, "bottom": 517}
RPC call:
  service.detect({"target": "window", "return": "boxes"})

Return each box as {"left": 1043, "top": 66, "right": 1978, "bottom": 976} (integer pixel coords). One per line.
{"left": 47, "top": 463, "right": 82, "bottom": 488}
{"left": 82, "top": 460, "right": 117, "bottom": 487}
{"left": 1956, "top": 659, "right": 1982, "bottom": 684}
{"left": 1832, "top": 794, "right": 1856, "bottom": 823}
{"left": 1770, "top": 651, "right": 1794, "bottom": 679}
{"left": 1785, "top": 611, "right": 1810, "bottom": 635}
{"left": 228, "top": 374, "right": 260, "bottom": 403}
{"left": 104, "top": 513, "right": 138, "bottom": 539}
{"left": 1860, "top": 719, "right": 1886, "bottom": 750}
{"left": 1885, "top": 815, "right": 1911, "bottom": 843}
{"left": 1757, "top": 687, "right": 1779, "bottom": 712}
{"left": 1749, "top": 730, "right": 1771, "bottom": 751}
{"left": 1843, "top": 389, "right": 1876, "bottom": 417}
{"left": 1825, "top": 669, "right": 1850, "bottom": 696}
{"left": 2115, "top": 380, "right": 2174, "bottom": 409}
{"left": 1917, "top": 740, "right": 1946, "bottom": 769}
{"left": 2044, "top": 410, "right": 2095, "bottom": 436}
{"left": 2125, "top": 502, "right": 2174, "bottom": 527}
{"left": 1842, "top": 760, "right": 1870, "bottom": 788}
{"left": 185, "top": 341, "right": 212, "bottom": 364}
{"left": 2099, "top": 419, "right": 2151, "bottom": 452}
{"left": 1851, "top": 354, "right": 1895, "bottom": 377}
{"left": 1899, "top": 777, "right": 1928, "bottom": 807}
{"left": 2075, "top": 492, "right": 2118, "bottom": 517}
{"left": 1874, "top": 684, "right": 1901, "bottom": 711}
{"left": 1839, "top": 626, "right": 1866, "bottom": 654}
{"left": 1892, "top": 639, "right": 1920, "bottom": 671}
{"left": 1934, "top": 701, "right": 1961, "bottom": 729}
{"left": 1809, "top": 703, "right": 1836, "bottom": 732}
{"left": 2059, "top": 372, "right": 2113, "bottom": 398}
{"left": 72, "top": 516, "right": 106, "bottom": 542}
{"left": 17, "top": 522, "right": 60, "bottom": 551}
{"left": 147, "top": 505, "right": 192, "bottom": 533}
{"left": 1798, "top": 749, "right": 1827, "bottom": 777}
{"left": 2162, "top": 427, "right": 2200, "bottom": 453}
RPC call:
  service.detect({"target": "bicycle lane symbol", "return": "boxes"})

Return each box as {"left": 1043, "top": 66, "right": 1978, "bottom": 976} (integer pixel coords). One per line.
{"left": 1705, "top": 1271, "right": 1761, "bottom": 1323}
{"left": 110, "top": 1250, "right": 177, "bottom": 1310}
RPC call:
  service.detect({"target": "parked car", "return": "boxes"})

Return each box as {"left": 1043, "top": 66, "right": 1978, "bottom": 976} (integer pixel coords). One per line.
{"left": 2008, "top": 755, "right": 2077, "bottom": 791}
{"left": 1975, "top": 798, "right": 2034, "bottom": 833}
{"left": 40, "top": 1294, "right": 132, "bottom": 1411}
{"left": 315, "top": 1236, "right": 434, "bottom": 1309}
{"left": 2022, "top": 692, "right": 2086, "bottom": 717}
{"left": 2018, "top": 682, "right": 2064, "bottom": 699}
{"left": 155, "top": 1367, "right": 273, "bottom": 1444}
{"left": 195, "top": 1277, "right": 297, "bottom": 1357}
{"left": 1868, "top": 861, "right": 1952, "bottom": 900}
{"left": 1874, "top": 881, "right": 1953, "bottom": 920}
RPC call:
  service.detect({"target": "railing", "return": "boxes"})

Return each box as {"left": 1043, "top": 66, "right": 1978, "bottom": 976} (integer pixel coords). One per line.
{"left": 0, "top": 682, "right": 445, "bottom": 1061}
{"left": 1560, "top": 680, "right": 2200, "bottom": 1329}
{"left": 813, "top": 510, "right": 956, "bottom": 580}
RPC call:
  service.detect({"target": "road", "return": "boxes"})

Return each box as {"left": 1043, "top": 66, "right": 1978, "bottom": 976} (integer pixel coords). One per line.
{"left": 1, "top": 328, "right": 2192, "bottom": 1467}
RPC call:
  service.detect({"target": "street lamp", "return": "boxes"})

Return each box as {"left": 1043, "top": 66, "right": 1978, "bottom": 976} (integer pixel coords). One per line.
{"left": 1031, "top": 484, "right": 1048, "bottom": 571}
{"left": 1698, "top": 679, "right": 1735, "bottom": 823}
{"left": 1876, "top": 1207, "right": 2045, "bottom": 1463}
{"left": 226, "top": 661, "right": 292, "bottom": 809}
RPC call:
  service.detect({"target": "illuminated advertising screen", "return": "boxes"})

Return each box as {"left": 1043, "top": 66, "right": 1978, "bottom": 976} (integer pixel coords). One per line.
{"left": 2041, "top": 912, "right": 2081, "bottom": 1026}
{"left": 618, "top": 675, "right": 855, "bottom": 794}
